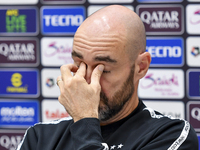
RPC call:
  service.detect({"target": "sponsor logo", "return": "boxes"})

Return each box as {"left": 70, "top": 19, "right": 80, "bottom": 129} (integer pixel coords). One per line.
{"left": 0, "top": 69, "right": 39, "bottom": 97}
{"left": 41, "top": 37, "right": 73, "bottom": 66}
{"left": 88, "top": 0, "right": 133, "bottom": 3}
{"left": 198, "top": 135, "right": 200, "bottom": 149}
{"left": 0, "top": 0, "right": 38, "bottom": 4}
{"left": 0, "top": 100, "right": 39, "bottom": 127}
{"left": 187, "top": 101, "right": 200, "bottom": 132}
{"left": 0, "top": 38, "right": 39, "bottom": 67}
{"left": 187, "top": 70, "right": 200, "bottom": 99}
{"left": 87, "top": 5, "right": 134, "bottom": 16}
{"left": 41, "top": 6, "right": 85, "bottom": 35}
{"left": 41, "top": 0, "right": 85, "bottom": 4}
{"left": 146, "top": 37, "right": 184, "bottom": 66}
{"left": 41, "top": 69, "right": 60, "bottom": 97}
{"left": 186, "top": 37, "right": 200, "bottom": 67}
{"left": 0, "top": 7, "right": 38, "bottom": 36}
{"left": 137, "top": 0, "right": 183, "bottom": 2}
{"left": 136, "top": 5, "right": 184, "bottom": 35}
{"left": 0, "top": 130, "right": 25, "bottom": 150}
{"left": 46, "top": 78, "right": 54, "bottom": 88}
{"left": 191, "top": 47, "right": 200, "bottom": 56}
{"left": 138, "top": 69, "right": 184, "bottom": 98}
{"left": 42, "top": 99, "right": 71, "bottom": 122}
{"left": 144, "top": 100, "right": 184, "bottom": 119}
{"left": 186, "top": 4, "right": 200, "bottom": 34}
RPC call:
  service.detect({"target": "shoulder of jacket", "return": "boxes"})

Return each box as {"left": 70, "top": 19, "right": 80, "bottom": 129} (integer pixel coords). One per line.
{"left": 32, "top": 116, "right": 73, "bottom": 128}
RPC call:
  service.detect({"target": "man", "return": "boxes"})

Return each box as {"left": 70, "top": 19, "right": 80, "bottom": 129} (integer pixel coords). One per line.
{"left": 17, "top": 5, "right": 199, "bottom": 150}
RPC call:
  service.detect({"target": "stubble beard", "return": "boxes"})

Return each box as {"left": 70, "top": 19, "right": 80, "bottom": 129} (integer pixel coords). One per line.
{"left": 98, "top": 65, "right": 135, "bottom": 122}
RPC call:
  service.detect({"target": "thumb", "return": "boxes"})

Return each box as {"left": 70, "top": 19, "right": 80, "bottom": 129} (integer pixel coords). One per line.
{"left": 90, "top": 64, "right": 104, "bottom": 89}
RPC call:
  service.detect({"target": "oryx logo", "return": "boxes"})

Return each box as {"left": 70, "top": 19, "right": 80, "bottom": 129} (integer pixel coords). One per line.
{"left": 146, "top": 37, "right": 183, "bottom": 66}
{"left": 41, "top": 6, "right": 85, "bottom": 35}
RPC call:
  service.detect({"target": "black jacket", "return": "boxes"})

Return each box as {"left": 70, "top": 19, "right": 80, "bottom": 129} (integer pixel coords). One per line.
{"left": 17, "top": 100, "right": 199, "bottom": 150}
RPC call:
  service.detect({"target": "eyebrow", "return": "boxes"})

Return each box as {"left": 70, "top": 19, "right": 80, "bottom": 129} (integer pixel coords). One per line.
{"left": 72, "top": 50, "right": 117, "bottom": 63}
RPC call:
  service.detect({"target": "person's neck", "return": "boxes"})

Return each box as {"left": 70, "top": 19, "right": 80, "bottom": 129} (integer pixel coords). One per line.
{"left": 100, "top": 92, "right": 139, "bottom": 126}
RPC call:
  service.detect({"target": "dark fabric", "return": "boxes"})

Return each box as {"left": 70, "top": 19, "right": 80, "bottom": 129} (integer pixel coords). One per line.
{"left": 17, "top": 100, "right": 199, "bottom": 150}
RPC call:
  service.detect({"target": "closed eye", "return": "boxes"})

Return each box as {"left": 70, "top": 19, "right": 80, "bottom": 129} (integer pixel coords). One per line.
{"left": 103, "top": 70, "right": 111, "bottom": 73}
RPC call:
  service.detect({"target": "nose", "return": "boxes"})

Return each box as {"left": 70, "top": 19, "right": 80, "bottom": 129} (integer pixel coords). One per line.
{"left": 85, "top": 66, "right": 93, "bottom": 84}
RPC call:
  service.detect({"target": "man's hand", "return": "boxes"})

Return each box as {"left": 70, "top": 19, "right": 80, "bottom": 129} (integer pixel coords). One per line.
{"left": 57, "top": 62, "right": 104, "bottom": 122}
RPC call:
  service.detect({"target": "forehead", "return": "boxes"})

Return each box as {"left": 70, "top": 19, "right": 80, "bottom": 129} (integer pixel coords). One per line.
{"left": 72, "top": 32, "right": 128, "bottom": 61}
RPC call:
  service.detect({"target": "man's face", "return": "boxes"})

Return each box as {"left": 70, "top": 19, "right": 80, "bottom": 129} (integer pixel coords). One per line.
{"left": 72, "top": 27, "right": 134, "bottom": 122}
{"left": 99, "top": 65, "right": 135, "bottom": 121}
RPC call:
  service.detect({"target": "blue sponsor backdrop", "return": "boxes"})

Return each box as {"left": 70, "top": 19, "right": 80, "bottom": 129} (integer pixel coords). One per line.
{"left": 0, "top": 7, "right": 38, "bottom": 35}
{"left": 41, "top": 6, "right": 85, "bottom": 35}
{"left": 0, "top": 69, "right": 39, "bottom": 97}
{"left": 146, "top": 37, "right": 184, "bottom": 66}
{"left": 0, "top": 0, "right": 199, "bottom": 142}
{"left": 188, "top": 70, "right": 200, "bottom": 98}
{"left": 137, "top": 0, "right": 183, "bottom": 2}
{"left": 0, "top": 100, "right": 39, "bottom": 127}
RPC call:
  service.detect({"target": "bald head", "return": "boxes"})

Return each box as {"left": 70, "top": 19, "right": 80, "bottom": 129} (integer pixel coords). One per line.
{"left": 74, "top": 5, "right": 146, "bottom": 63}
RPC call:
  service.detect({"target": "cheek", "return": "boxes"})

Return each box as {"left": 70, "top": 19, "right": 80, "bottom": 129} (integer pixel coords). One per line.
{"left": 99, "top": 76, "right": 122, "bottom": 99}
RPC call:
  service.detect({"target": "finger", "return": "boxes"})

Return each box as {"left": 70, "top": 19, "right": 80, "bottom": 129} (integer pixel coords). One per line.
{"left": 56, "top": 76, "right": 62, "bottom": 86}
{"left": 60, "top": 64, "right": 78, "bottom": 81}
{"left": 75, "top": 62, "right": 86, "bottom": 77}
{"left": 90, "top": 64, "right": 104, "bottom": 88}
{"left": 56, "top": 76, "right": 64, "bottom": 96}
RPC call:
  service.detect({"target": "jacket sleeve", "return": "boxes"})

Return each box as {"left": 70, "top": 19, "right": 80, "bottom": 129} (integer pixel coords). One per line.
{"left": 141, "top": 120, "right": 199, "bottom": 150}
{"left": 70, "top": 118, "right": 109, "bottom": 150}
{"left": 16, "top": 127, "right": 38, "bottom": 150}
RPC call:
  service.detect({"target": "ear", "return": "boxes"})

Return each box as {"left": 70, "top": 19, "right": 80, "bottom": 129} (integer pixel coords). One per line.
{"left": 134, "top": 52, "right": 151, "bottom": 82}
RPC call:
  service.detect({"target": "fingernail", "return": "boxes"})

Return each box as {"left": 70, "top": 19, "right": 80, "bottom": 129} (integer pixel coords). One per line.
{"left": 98, "top": 65, "right": 104, "bottom": 72}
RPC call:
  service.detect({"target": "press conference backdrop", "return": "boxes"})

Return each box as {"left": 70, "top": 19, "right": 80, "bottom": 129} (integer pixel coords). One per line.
{"left": 0, "top": 0, "right": 200, "bottom": 149}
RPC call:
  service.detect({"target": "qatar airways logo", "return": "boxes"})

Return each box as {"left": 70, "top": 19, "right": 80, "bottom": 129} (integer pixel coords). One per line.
{"left": 0, "top": 130, "right": 25, "bottom": 150}
{"left": 187, "top": 102, "right": 200, "bottom": 132}
{"left": 138, "top": 69, "right": 184, "bottom": 98}
{"left": 137, "top": 5, "right": 183, "bottom": 35}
